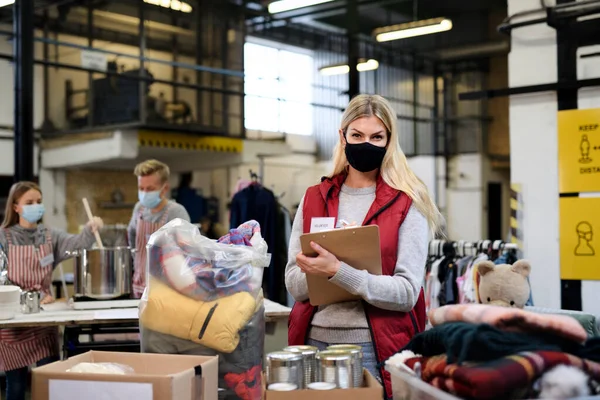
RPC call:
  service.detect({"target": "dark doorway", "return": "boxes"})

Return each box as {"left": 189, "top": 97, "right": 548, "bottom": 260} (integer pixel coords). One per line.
{"left": 487, "top": 182, "right": 502, "bottom": 240}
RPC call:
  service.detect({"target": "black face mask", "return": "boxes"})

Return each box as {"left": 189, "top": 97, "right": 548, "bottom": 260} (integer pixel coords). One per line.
{"left": 344, "top": 140, "right": 387, "bottom": 173}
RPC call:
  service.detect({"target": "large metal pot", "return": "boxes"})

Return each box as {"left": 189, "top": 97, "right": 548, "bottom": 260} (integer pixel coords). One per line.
{"left": 67, "top": 247, "right": 134, "bottom": 300}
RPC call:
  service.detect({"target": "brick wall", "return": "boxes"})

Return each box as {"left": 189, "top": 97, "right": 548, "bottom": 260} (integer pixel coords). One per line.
{"left": 65, "top": 169, "right": 138, "bottom": 233}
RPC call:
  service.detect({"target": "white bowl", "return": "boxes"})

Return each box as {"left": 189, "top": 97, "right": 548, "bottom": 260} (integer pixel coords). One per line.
{"left": 0, "top": 286, "right": 21, "bottom": 304}
{"left": 0, "top": 302, "right": 19, "bottom": 320}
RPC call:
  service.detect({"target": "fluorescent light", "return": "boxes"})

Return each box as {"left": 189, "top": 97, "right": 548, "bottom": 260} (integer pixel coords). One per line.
{"left": 320, "top": 64, "right": 350, "bottom": 76}
{"left": 373, "top": 17, "right": 452, "bottom": 42}
{"left": 268, "top": 0, "right": 334, "bottom": 14}
{"left": 0, "top": 0, "right": 15, "bottom": 7}
{"left": 357, "top": 59, "right": 379, "bottom": 72}
{"left": 319, "top": 59, "right": 379, "bottom": 76}
{"left": 143, "top": 0, "right": 192, "bottom": 13}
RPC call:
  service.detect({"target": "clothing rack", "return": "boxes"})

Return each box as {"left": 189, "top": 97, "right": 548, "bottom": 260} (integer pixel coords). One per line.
{"left": 428, "top": 239, "right": 518, "bottom": 258}
{"left": 249, "top": 169, "right": 261, "bottom": 183}
{"left": 246, "top": 169, "right": 285, "bottom": 200}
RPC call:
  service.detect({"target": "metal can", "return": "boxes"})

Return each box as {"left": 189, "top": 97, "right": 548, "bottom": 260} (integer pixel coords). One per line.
{"left": 283, "top": 345, "right": 318, "bottom": 387}
{"left": 268, "top": 383, "right": 298, "bottom": 391}
{"left": 316, "top": 350, "right": 354, "bottom": 389}
{"left": 327, "top": 344, "right": 363, "bottom": 387}
{"left": 307, "top": 382, "right": 336, "bottom": 391}
{"left": 20, "top": 290, "right": 40, "bottom": 314}
{"left": 266, "top": 351, "right": 304, "bottom": 389}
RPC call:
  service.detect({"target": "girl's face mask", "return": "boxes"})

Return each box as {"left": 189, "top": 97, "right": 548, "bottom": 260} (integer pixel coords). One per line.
{"left": 20, "top": 204, "right": 45, "bottom": 223}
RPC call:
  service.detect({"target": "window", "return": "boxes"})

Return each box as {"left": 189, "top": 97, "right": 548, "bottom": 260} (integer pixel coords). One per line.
{"left": 244, "top": 41, "right": 314, "bottom": 136}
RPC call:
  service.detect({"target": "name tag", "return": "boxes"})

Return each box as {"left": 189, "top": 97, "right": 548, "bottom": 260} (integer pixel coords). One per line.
{"left": 310, "top": 217, "right": 335, "bottom": 233}
{"left": 40, "top": 253, "right": 54, "bottom": 268}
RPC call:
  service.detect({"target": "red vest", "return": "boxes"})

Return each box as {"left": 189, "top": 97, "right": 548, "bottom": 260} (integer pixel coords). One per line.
{"left": 288, "top": 173, "right": 426, "bottom": 399}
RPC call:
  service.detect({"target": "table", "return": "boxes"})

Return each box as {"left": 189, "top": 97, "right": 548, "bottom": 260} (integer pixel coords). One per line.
{"left": 0, "top": 299, "right": 292, "bottom": 358}
{"left": 0, "top": 298, "right": 291, "bottom": 328}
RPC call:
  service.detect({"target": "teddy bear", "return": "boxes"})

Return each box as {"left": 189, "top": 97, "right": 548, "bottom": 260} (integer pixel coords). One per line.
{"left": 476, "top": 259, "right": 531, "bottom": 309}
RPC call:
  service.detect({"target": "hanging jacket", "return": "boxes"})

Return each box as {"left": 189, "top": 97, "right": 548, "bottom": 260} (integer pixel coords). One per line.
{"left": 229, "top": 185, "right": 278, "bottom": 299}
{"left": 287, "top": 173, "right": 427, "bottom": 399}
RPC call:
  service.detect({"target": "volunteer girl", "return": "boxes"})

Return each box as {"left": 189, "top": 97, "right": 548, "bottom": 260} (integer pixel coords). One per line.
{"left": 0, "top": 181, "right": 104, "bottom": 400}
{"left": 285, "top": 94, "right": 444, "bottom": 399}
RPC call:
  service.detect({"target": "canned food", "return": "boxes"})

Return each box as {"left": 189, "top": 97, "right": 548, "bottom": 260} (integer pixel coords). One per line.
{"left": 307, "top": 382, "right": 336, "bottom": 391}
{"left": 283, "top": 345, "right": 318, "bottom": 387}
{"left": 268, "top": 383, "right": 298, "bottom": 391}
{"left": 266, "top": 351, "right": 304, "bottom": 389}
{"left": 316, "top": 350, "right": 354, "bottom": 389}
{"left": 327, "top": 344, "right": 363, "bottom": 387}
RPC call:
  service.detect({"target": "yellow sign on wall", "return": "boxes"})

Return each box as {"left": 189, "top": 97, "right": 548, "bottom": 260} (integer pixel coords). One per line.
{"left": 557, "top": 108, "right": 600, "bottom": 193}
{"left": 560, "top": 197, "right": 600, "bottom": 280}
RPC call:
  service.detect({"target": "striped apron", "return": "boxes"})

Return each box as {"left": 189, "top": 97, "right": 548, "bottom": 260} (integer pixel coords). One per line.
{"left": 0, "top": 229, "right": 59, "bottom": 371}
{"left": 132, "top": 204, "right": 171, "bottom": 298}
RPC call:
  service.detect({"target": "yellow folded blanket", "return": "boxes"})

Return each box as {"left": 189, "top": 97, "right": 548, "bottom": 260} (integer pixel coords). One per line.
{"left": 140, "top": 278, "right": 257, "bottom": 353}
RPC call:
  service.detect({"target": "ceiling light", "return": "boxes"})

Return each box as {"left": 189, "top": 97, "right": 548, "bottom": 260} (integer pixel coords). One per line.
{"left": 319, "top": 59, "right": 379, "bottom": 76}
{"left": 268, "top": 0, "right": 334, "bottom": 14}
{"left": 373, "top": 17, "right": 452, "bottom": 42}
{"left": 0, "top": 0, "right": 15, "bottom": 7}
{"left": 143, "top": 0, "right": 192, "bottom": 13}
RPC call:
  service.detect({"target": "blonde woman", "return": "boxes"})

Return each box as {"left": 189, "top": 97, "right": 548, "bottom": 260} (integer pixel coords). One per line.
{"left": 0, "top": 181, "right": 103, "bottom": 400}
{"left": 286, "top": 94, "right": 444, "bottom": 398}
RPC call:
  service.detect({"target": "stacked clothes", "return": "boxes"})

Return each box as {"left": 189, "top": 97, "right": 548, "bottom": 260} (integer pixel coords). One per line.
{"left": 387, "top": 304, "right": 600, "bottom": 399}
{"left": 140, "top": 219, "right": 270, "bottom": 400}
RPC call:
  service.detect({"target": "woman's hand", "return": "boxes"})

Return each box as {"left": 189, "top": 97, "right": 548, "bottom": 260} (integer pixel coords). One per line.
{"left": 296, "top": 242, "right": 341, "bottom": 278}
{"left": 41, "top": 295, "right": 55, "bottom": 305}
{"left": 86, "top": 216, "right": 104, "bottom": 233}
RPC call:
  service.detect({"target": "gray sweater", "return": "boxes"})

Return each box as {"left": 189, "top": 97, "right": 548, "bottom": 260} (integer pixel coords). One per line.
{"left": 0, "top": 224, "right": 96, "bottom": 268}
{"left": 285, "top": 184, "right": 429, "bottom": 343}
{"left": 127, "top": 200, "right": 191, "bottom": 247}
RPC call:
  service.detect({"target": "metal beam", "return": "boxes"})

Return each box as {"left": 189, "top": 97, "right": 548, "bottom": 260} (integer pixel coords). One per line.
{"left": 458, "top": 77, "right": 600, "bottom": 101}
{"left": 0, "top": 29, "right": 245, "bottom": 78}
{"left": 347, "top": 0, "right": 359, "bottom": 99}
{"left": 0, "top": 54, "right": 245, "bottom": 97}
{"left": 259, "top": 0, "right": 406, "bottom": 22}
{"left": 87, "top": 0, "right": 94, "bottom": 128}
{"left": 139, "top": 0, "right": 147, "bottom": 125}
{"left": 556, "top": 0, "right": 582, "bottom": 312}
{"left": 14, "top": 0, "right": 35, "bottom": 182}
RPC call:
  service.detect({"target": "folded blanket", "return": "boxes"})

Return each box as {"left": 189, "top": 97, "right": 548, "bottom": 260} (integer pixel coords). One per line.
{"left": 405, "top": 351, "right": 600, "bottom": 400}
{"left": 429, "top": 304, "right": 587, "bottom": 343}
{"left": 402, "top": 322, "right": 582, "bottom": 365}
{"left": 140, "top": 278, "right": 256, "bottom": 353}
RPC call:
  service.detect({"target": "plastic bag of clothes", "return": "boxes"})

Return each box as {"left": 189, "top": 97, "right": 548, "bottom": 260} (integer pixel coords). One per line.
{"left": 141, "top": 301, "right": 265, "bottom": 400}
{"left": 139, "top": 218, "right": 269, "bottom": 400}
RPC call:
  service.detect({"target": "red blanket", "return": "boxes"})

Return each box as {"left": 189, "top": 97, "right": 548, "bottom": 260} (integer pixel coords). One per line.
{"left": 405, "top": 351, "right": 600, "bottom": 400}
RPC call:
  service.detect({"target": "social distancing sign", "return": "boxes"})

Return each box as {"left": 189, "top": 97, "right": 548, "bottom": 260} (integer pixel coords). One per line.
{"left": 558, "top": 108, "right": 600, "bottom": 194}
{"left": 560, "top": 197, "right": 600, "bottom": 280}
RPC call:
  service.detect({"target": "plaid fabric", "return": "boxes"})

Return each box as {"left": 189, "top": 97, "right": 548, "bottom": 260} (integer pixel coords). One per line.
{"left": 405, "top": 351, "right": 600, "bottom": 400}
{"left": 402, "top": 322, "right": 582, "bottom": 365}
{"left": 148, "top": 220, "right": 261, "bottom": 301}
{"left": 429, "top": 304, "right": 588, "bottom": 343}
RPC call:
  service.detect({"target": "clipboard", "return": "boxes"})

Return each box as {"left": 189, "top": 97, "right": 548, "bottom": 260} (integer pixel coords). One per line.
{"left": 299, "top": 225, "right": 382, "bottom": 306}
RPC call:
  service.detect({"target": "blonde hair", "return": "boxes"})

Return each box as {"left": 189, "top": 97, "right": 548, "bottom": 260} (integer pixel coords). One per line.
{"left": 2, "top": 181, "right": 42, "bottom": 228}
{"left": 134, "top": 159, "right": 170, "bottom": 184}
{"left": 331, "top": 94, "right": 445, "bottom": 236}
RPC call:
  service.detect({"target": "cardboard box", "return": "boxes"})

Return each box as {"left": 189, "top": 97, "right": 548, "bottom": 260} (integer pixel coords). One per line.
{"left": 32, "top": 351, "right": 218, "bottom": 400}
{"left": 264, "top": 370, "right": 383, "bottom": 400}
